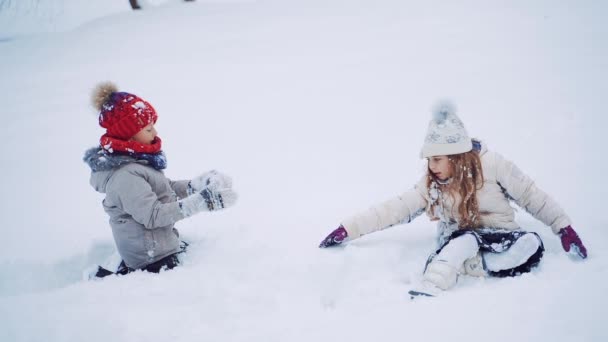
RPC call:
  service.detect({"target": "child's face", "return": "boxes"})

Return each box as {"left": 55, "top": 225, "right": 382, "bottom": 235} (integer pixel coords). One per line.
{"left": 428, "top": 155, "right": 452, "bottom": 181}
{"left": 131, "top": 123, "right": 157, "bottom": 145}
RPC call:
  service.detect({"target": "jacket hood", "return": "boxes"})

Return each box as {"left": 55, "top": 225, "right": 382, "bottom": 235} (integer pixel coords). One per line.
{"left": 84, "top": 147, "right": 168, "bottom": 193}
{"left": 84, "top": 147, "right": 141, "bottom": 172}
{"left": 84, "top": 147, "right": 140, "bottom": 194}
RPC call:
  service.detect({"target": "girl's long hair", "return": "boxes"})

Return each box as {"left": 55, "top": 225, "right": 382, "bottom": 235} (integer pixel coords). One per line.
{"left": 426, "top": 150, "right": 485, "bottom": 228}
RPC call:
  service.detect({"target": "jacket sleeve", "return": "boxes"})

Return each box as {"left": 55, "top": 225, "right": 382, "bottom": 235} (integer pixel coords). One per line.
{"left": 169, "top": 179, "right": 190, "bottom": 199}
{"left": 341, "top": 178, "right": 428, "bottom": 240}
{"left": 493, "top": 152, "right": 571, "bottom": 234}
{"left": 109, "top": 169, "right": 186, "bottom": 229}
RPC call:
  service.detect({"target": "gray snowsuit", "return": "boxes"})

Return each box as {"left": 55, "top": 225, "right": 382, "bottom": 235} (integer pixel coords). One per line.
{"left": 84, "top": 147, "right": 189, "bottom": 269}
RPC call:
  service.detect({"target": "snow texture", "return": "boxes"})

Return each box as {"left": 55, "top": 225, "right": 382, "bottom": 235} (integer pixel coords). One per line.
{"left": 1, "top": 1, "right": 608, "bottom": 342}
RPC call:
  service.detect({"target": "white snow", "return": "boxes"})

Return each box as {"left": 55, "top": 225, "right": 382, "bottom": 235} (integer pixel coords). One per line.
{"left": 1, "top": 0, "right": 607, "bottom": 341}
{"left": 132, "top": 101, "right": 147, "bottom": 109}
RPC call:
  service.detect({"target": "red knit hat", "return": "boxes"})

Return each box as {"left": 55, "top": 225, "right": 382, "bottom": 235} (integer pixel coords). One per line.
{"left": 91, "top": 82, "right": 158, "bottom": 140}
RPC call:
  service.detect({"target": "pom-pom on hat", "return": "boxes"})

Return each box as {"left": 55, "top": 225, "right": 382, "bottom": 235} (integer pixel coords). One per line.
{"left": 420, "top": 100, "right": 472, "bottom": 158}
{"left": 91, "top": 82, "right": 158, "bottom": 140}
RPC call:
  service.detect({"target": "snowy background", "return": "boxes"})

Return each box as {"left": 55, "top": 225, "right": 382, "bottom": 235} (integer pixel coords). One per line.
{"left": 1, "top": 0, "right": 607, "bottom": 341}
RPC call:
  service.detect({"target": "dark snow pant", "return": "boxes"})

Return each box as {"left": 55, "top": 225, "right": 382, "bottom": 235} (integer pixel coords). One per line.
{"left": 116, "top": 253, "right": 181, "bottom": 275}
{"left": 94, "top": 241, "right": 189, "bottom": 278}
{"left": 431, "top": 228, "right": 544, "bottom": 277}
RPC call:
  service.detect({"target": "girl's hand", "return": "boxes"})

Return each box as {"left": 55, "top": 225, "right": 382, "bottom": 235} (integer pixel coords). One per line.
{"left": 319, "top": 226, "right": 348, "bottom": 248}
{"left": 559, "top": 226, "right": 588, "bottom": 259}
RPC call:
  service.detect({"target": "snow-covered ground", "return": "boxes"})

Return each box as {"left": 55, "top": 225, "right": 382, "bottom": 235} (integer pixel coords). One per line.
{"left": 1, "top": 0, "right": 607, "bottom": 341}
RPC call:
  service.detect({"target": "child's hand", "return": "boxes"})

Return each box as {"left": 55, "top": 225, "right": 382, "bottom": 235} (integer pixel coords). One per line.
{"left": 559, "top": 226, "right": 588, "bottom": 259}
{"left": 319, "top": 226, "right": 348, "bottom": 248}
{"left": 190, "top": 170, "right": 232, "bottom": 192}
{"left": 179, "top": 187, "right": 238, "bottom": 217}
{"left": 200, "top": 187, "right": 238, "bottom": 211}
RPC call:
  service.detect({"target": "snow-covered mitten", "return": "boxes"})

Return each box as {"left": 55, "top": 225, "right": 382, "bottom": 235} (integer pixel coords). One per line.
{"left": 189, "top": 170, "right": 233, "bottom": 194}
{"left": 319, "top": 226, "right": 348, "bottom": 248}
{"left": 179, "top": 187, "right": 238, "bottom": 217}
{"left": 559, "top": 225, "right": 588, "bottom": 259}
{"left": 423, "top": 260, "right": 459, "bottom": 290}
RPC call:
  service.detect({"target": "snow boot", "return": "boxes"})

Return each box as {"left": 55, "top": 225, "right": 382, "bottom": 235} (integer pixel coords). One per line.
{"left": 409, "top": 280, "right": 443, "bottom": 298}
{"left": 409, "top": 259, "right": 459, "bottom": 298}
{"left": 424, "top": 259, "right": 459, "bottom": 290}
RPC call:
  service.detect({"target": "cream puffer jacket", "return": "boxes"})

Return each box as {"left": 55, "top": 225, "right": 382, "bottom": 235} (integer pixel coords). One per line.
{"left": 341, "top": 142, "right": 571, "bottom": 240}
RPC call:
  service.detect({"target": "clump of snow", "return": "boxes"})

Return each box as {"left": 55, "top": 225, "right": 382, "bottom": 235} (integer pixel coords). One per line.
{"left": 102, "top": 143, "right": 113, "bottom": 153}
{"left": 132, "top": 101, "right": 147, "bottom": 110}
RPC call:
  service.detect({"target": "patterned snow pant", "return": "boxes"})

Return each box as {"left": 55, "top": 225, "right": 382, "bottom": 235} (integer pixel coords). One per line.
{"left": 430, "top": 228, "right": 545, "bottom": 278}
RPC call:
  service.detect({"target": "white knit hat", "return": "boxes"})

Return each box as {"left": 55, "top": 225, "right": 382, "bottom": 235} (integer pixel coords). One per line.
{"left": 420, "top": 101, "right": 472, "bottom": 158}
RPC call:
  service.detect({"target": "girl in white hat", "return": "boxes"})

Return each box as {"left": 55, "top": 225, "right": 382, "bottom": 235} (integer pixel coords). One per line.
{"left": 319, "top": 101, "right": 587, "bottom": 297}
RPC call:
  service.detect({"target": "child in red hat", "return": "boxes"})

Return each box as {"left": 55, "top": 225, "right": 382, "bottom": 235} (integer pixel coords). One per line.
{"left": 84, "top": 82, "right": 237, "bottom": 277}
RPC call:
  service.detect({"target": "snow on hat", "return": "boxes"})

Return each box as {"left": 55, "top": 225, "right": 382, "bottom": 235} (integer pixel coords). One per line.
{"left": 91, "top": 82, "right": 158, "bottom": 140}
{"left": 420, "top": 100, "right": 472, "bottom": 158}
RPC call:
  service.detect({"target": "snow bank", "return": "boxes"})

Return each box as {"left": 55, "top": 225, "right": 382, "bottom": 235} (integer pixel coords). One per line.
{"left": 0, "top": 1, "right": 607, "bottom": 341}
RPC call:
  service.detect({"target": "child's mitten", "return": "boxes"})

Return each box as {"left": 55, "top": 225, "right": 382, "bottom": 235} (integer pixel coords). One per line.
{"left": 559, "top": 225, "right": 588, "bottom": 259}
{"left": 189, "top": 170, "right": 233, "bottom": 194}
{"left": 319, "top": 226, "right": 348, "bottom": 248}
{"left": 179, "top": 187, "right": 238, "bottom": 217}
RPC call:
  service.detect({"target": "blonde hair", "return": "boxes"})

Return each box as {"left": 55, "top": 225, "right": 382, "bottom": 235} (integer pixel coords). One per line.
{"left": 426, "top": 150, "right": 484, "bottom": 228}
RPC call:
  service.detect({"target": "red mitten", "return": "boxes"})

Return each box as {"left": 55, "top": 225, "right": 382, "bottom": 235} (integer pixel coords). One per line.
{"left": 319, "top": 226, "right": 348, "bottom": 248}
{"left": 559, "top": 226, "right": 588, "bottom": 259}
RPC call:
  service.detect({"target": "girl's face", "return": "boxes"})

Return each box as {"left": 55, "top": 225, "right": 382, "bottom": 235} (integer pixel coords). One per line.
{"left": 428, "top": 155, "right": 452, "bottom": 181}
{"left": 131, "top": 123, "right": 157, "bottom": 145}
